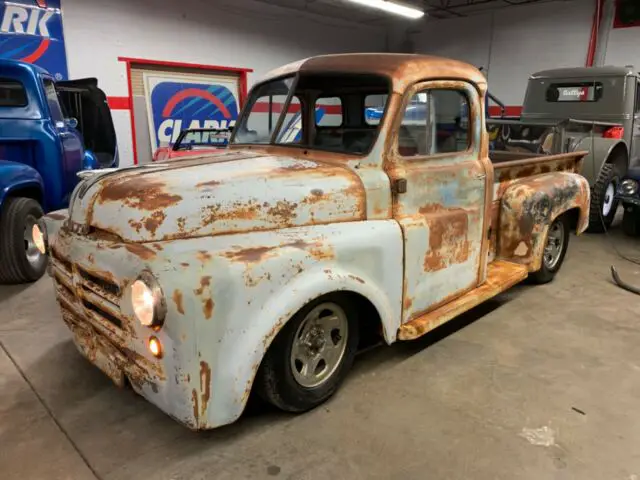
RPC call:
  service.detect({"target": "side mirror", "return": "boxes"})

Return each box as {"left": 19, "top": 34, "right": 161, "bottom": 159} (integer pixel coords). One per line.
{"left": 65, "top": 117, "right": 78, "bottom": 129}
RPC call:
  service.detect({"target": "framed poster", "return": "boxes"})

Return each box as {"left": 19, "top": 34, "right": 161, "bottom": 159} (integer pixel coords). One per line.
{"left": 143, "top": 72, "right": 240, "bottom": 153}
{"left": 0, "top": 0, "right": 68, "bottom": 79}
{"left": 614, "top": 0, "right": 640, "bottom": 29}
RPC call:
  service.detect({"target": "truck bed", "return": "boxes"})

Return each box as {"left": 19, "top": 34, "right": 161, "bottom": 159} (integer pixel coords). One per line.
{"left": 487, "top": 150, "right": 588, "bottom": 262}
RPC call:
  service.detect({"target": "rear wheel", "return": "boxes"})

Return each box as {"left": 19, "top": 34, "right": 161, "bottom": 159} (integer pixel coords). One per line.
{"left": 0, "top": 197, "right": 48, "bottom": 284}
{"left": 256, "top": 295, "right": 359, "bottom": 412}
{"left": 530, "top": 215, "right": 570, "bottom": 284}
{"left": 587, "top": 163, "right": 620, "bottom": 233}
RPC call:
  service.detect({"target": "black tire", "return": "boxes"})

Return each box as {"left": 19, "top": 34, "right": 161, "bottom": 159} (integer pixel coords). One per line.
{"left": 587, "top": 163, "right": 620, "bottom": 233}
{"left": 255, "top": 294, "right": 359, "bottom": 413}
{"left": 622, "top": 204, "right": 640, "bottom": 236}
{"left": 0, "top": 197, "right": 48, "bottom": 284}
{"left": 530, "top": 215, "right": 570, "bottom": 284}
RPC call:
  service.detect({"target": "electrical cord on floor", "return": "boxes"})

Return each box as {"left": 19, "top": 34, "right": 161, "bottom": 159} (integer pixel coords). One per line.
{"left": 604, "top": 202, "right": 640, "bottom": 295}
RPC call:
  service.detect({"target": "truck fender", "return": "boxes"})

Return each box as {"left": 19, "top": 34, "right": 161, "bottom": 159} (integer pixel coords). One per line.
{"left": 573, "top": 137, "right": 628, "bottom": 184}
{"left": 209, "top": 265, "right": 398, "bottom": 428}
{"left": 0, "top": 161, "right": 45, "bottom": 209}
{"left": 498, "top": 172, "right": 590, "bottom": 272}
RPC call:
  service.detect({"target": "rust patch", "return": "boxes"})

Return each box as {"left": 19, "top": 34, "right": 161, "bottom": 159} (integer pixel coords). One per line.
{"left": 177, "top": 216, "right": 187, "bottom": 232}
{"left": 196, "top": 250, "right": 212, "bottom": 262}
{"left": 191, "top": 389, "right": 199, "bottom": 422}
{"left": 98, "top": 177, "right": 183, "bottom": 211}
{"left": 266, "top": 200, "right": 298, "bottom": 225}
{"left": 180, "top": 262, "right": 190, "bottom": 267}
{"left": 124, "top": 243, "right": 156, "bottom": 260}
{"left": 423, "top": 208, "right": 470, "bottom": 272}
{"left": 224, "top": 246, "right": 274, "bottom": 263}
{"left": 172, "top": 289, "right": 185, "bottom": 315}
{"left": 194, "top": 276, "right": 212, "bottom": 295}
{"left": 199, "top": 361, "right": 211, "bottom": 417}
{"left": 128, "top": 219, "right": 143, "bottom": 233}
{"left": 196, "top": 179, "right": 221, "bottom": 189}
{"left": 143, "top": 211, "right": 166, "bottom": 236}
{"left": 203, "top": 298, "right": 214, "bottom": 319}
{"left": 404, "top": 296, "right": 413, "bottom": 311}
{"left": 348, "top": 274, "right": 365, "bottom": 284}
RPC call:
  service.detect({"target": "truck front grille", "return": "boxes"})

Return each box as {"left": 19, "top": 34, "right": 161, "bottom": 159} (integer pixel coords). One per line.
{"left": 50, "top": 252, "right": 127, "bottom": 338}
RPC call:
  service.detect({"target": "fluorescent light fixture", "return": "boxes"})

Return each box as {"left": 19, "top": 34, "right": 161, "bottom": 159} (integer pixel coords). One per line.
{"left": 346, "top": 0, "right": 425, "bottom": 19}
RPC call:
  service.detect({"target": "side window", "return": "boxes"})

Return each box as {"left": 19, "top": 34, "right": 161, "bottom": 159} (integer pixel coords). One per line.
{"left": 399, "top": 88, "right": 470, "bottom": 157}
{"left": 0, "top": 79, "right": 27, "bottom": 107}
{"left": 365, "top": 94, "right": 389, "bottom": 126}
{"left": 315, "top": 97, "right": 342, "bottom": 127}
{"left": 43, "top": 78, "right": 64, "bottom": 124}
{"left": 275, "top": 96, "right": 302, "bottom": 144}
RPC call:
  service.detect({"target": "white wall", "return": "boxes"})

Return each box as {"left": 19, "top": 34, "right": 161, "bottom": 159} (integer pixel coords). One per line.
{"left": 412, "top": 0, "right": 595, "bottom": 106}
{"left": 61, "top": 0, "right": 388, "bottom": 166}
{"left": 606, "top": 26, "right": 640, "bottom": 69}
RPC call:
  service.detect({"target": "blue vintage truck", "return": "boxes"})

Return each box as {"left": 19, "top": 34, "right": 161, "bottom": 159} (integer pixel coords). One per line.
{"left": 0, "top": 59, "right": 118, "bottom": 284}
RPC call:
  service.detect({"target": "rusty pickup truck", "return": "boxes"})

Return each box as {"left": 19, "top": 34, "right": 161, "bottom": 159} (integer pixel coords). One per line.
{"left": 39, "top": 54, "right": 590, "bottom": 430}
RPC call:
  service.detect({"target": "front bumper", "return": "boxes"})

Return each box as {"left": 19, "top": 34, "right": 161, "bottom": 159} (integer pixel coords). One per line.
{"left": 47, "top": 225, "right": 199, "bottom": 429}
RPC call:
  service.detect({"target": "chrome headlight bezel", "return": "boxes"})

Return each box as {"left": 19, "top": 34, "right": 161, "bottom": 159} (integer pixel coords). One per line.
{"left": 621, "top": 179, "right": 639, "bottom": 196}
{"left": 130, "top": 271, "right": 167, "bottom": 328}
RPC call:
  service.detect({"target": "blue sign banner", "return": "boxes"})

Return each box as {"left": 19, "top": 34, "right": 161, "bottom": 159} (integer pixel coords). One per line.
{"left": 0, "top": 0, "right": 68, "bottom": 80}
{"left": 148, "top": 79, "right": 239, "bottom": 149}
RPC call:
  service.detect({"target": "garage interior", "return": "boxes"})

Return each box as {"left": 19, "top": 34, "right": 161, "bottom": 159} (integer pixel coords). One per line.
{"left": 3, "top": 0, "right": 640, "bottom": 479}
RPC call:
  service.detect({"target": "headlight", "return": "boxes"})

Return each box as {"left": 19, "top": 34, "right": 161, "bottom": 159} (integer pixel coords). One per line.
{"left": 33, "top": 220, "right": 48, "bottom": 255}
{"left": 621, "top": 179, "right": 639, "bottom": 196}
{"left": 130, "top": 271, "right": 166, "bottom": 328}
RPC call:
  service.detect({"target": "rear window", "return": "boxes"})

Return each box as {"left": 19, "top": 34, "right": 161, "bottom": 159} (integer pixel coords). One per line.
{"left": 546, "top": 82, "right": 603, "bottom": 102}
{"left": 315, "top": 97, "right": 342, "bottom": 127}
{"left": 365, "top": 94, "right": 389, "bottom": 125}
{"left": 0, "top": 79, "right": 27, "bottom": 107}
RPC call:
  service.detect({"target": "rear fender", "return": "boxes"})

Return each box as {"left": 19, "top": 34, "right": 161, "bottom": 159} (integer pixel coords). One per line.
{"left": 498, "top": 172, "right": 590, "bottom": 271}
{"left": 0, "top": 161, "right": 44, "bottom": 209}
{"left": 573, "top": 137, "right": 628, "bottom": 183}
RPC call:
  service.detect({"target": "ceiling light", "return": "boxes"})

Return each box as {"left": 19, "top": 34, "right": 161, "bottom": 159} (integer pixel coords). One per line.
{"left": 346, "top": 0, "right": 425, "bottom": 19}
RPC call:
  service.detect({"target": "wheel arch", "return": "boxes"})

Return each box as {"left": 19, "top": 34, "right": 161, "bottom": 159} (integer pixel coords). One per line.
{"left": 208, "top": 265, "right": 398, "bottom": 428}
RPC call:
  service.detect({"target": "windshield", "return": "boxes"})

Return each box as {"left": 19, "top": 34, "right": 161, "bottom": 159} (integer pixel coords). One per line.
{"left": 232, "top": 73, "right": 390, "bottom": 155}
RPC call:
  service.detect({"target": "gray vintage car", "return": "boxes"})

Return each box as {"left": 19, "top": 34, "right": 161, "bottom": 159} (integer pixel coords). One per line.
{"left": 489, "top": 66, "right": 640, "bottom": 232}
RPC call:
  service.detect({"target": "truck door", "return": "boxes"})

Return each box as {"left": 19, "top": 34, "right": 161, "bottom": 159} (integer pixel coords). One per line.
{"left": 43, "top": 78, "right": 84, "bottom": 202}
{"left": 387, "top": 80, "right": 491, "bottom": 324}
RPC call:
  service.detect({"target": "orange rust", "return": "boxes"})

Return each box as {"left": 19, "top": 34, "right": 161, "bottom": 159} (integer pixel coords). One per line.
{"left": 98, "top": 176, "right": 183, "bottom": 211}
{"left": 194, "top": 276, "right": 212, "bottom": 296}
{"left": 203, "top": 298, "right": 214, "bottom": 319}
{"left": 153, "top": 243, "right": 164, "bottom": 251}
{"left": 196, "top": 250, "right": 212, "bottom": 262}
{"left": 423, "top": 208, "right": 470, "bottom": 272}
{"left": 196, "top": 179, "right": 221, "bottom": 188}
{"left": 199, "top": 361, "right": 211, "bottom": 417}
{"left": 180, "top": 262, "right": 189, "bottom": 267}
{"left": 404, "top": 296, "right": 413, "bottom": 311}
{"left": 124, "top": 244, "right": 156, "bottom": 260}
{"left": 191, "top": 389, "right": 199, "bottom": 422}
{"left": 128, "top": 219, "right": 143, "bottom": 234}
{"left": 176, "top": 216, "right": 187, "bottom": 232}
{"left": 143, "top": 211, "right": 166, "bottom": 236}
{"left": 266, "top": 200, "right": 298, "bottom": 225}
{"left": 172, "top": 289, "right": 185, "bottom": 315}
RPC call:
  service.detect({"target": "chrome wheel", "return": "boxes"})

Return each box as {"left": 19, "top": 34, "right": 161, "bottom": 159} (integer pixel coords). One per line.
{"left": 543, "top": 220, "right": 565, "bottom": 270}
{"left": 602, "top": 182, "right": 616, "bottom": 217}
{"left": 23, "top": 214, "right": 43, "bottom": 267}
{"left": 290, "top": 302, "right": 349, "bottom": 389}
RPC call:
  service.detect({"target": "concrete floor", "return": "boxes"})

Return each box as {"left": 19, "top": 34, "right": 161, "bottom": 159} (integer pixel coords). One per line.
{"left": 2, "top": 226, "right": 640, "bottom": 480}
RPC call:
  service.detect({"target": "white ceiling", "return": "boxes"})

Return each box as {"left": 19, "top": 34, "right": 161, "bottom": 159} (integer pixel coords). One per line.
{"left": 254, "top": 0, "right": 573, "bottom": 24}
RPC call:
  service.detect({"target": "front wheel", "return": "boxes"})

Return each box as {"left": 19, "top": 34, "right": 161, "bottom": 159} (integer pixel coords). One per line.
{"left": 0, "top": 197, "right": 48, "bottom": 284}
{"left": 255, "top": 295, "right": 359, "bottom": 413}
{"left": 587, "top": 163, "right": 620, "bottom": 233}
{"left": 530, "top": 215, "right": 570, "bottom": 284}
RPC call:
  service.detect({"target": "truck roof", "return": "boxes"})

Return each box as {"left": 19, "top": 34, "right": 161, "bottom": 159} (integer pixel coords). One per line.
{"left": 261, "top": 53, "right": 487, "bottom": 94}
{"left": 0, "top": 59, "right": 51, "bottom": 77}
{"left": 530, "top": 65, "right": 637, "bottom": 79}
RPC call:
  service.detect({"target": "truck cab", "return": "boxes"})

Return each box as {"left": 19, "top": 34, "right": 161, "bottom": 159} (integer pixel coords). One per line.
{"left": 41, "top": 54, "right": 589, "bottom": 430}
{"left": 0, "top": 59, "right": 118, "bottom": 284}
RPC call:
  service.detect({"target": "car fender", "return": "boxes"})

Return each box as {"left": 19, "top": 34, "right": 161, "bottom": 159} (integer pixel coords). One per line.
{"left": 573, "top": 137, "right": 628, "bottom": 184}
{"left": 0, "top": 160, "right": 44, "bottom": 209}
{"left": 182, "top": 220, "right": 403, "bottom": 429}
{"left": 498, "top": 172, "right": 590, "bottom": 271}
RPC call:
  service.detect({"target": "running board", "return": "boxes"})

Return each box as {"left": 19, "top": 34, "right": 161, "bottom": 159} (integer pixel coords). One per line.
{"left": 397, "top": 260, "right": 529, "bottom": 341}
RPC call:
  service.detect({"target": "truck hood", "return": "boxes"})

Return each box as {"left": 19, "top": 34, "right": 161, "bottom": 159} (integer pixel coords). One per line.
{"left": 68, "top": 151, "right": 366, "bottom": 243}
